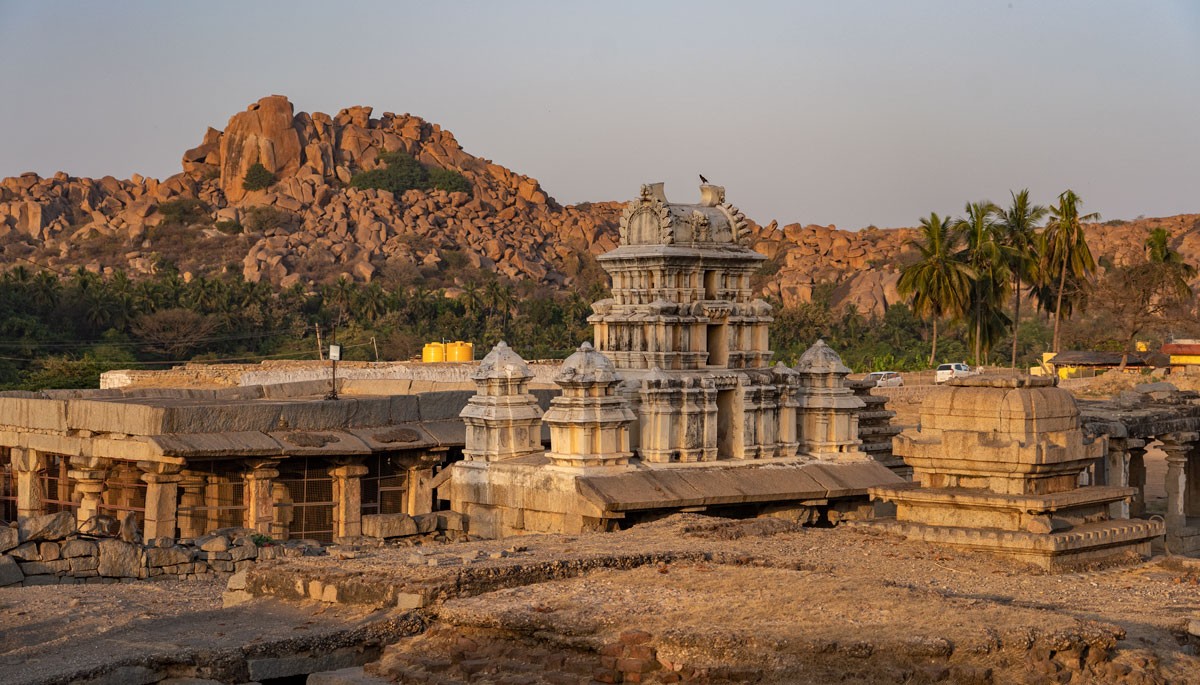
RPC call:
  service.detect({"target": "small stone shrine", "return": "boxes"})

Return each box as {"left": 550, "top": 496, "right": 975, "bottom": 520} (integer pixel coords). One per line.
{"left": 870, "top": 376, "right": 1163, "bottom": 570}
{"left": 460, "top": 342, "right": 544, "bottom": 463}
{"left": 542, "top": 343, "right": 636, "bottom": 468}
{"left": 446, "top": 183, "right": 901, "bottom": 538}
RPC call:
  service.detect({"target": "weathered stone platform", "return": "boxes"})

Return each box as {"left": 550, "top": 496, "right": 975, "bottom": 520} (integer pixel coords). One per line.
{"left": 451, "top": 456, "right": 901, "bottom": 537}
{"left": 871, "top": 376, "right": 1164, "bottom": 571}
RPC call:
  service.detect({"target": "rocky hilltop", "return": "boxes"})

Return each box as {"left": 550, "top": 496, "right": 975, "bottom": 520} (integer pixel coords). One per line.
{"left": 1, "top": 95, "right": 1196, "bottom": 314}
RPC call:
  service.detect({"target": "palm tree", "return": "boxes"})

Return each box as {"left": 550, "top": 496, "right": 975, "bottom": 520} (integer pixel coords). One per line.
{"left": 357, "top": 281, "right": 388, "bottom": 322}
{"left": 461, "top": 281, "right": 483, "bottom": 321}
{"left": 1044, "top": 190, "right": 1100, "bottom": 352}
{"left": 897, "top": 212, "right": 973, "bottom": 366}
{"left": 1145, "top": 227, "right": 1197, "bottom": 299}
{"left": 997, "top": 190, "right": 1048, "bottom": 368}
{"left": 954, "top": 201, "right": 1008, "bottom": 366}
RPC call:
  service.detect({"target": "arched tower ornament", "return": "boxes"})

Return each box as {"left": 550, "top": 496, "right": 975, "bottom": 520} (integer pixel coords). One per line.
{"left": 717, "top": 202, "right": 750, "bottom": 243}
{"left": 619, "top": 184, "right": 674, "bottom": 245}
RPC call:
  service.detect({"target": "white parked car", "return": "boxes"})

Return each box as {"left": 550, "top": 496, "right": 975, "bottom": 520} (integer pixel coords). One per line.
{"left": 935, "top": 363, "right": 977, "bottom": 384}
{"left": 866, "top": 371, "right": 904, "bottom": 387}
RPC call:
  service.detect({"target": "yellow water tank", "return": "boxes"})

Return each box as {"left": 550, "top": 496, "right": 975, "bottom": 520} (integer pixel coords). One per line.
{"left": 446, "top": 341, "right": 474, "bottom": 362}
{"left": 422, "top": 342, "right": 445, "bottom": 363}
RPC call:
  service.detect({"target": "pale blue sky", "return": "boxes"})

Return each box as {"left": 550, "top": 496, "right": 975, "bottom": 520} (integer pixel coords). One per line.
{"left": 1, "top": 1, "right": 1197, "bottom": 229}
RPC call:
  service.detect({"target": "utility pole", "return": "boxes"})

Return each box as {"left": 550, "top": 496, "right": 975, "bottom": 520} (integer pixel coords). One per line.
{"left": 326, "top": 343, "right": 341, "bottom": 401}
{"left": 315, "top": 323, "right": 324, "bottom": 361}
{"left": 371, "top": 336, "right": 380, "bottom": 362}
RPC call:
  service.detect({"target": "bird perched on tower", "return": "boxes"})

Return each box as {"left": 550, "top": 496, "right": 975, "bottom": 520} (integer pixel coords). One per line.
{"left": 699, "top": 174, "right": 709, "bottom": 184}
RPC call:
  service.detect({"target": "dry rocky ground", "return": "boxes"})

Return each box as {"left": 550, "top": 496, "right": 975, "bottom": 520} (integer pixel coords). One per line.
{"left": 6, "top": 515, "right": 1199, "bottom": 684}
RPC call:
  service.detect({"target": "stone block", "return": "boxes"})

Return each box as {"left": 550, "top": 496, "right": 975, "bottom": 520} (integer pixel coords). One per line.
{"left": 0, "top": 397, "right": 68, "bottom": 431}
{"left": 0, "top": 526, "right": 18, "bottom": 553}
{"left": 362, "top": 513, "right": 418, "bottom": 539}
{"left": 436, "top": 510, "right": 466, "bottom": 532}
{"left": 61, "top": 539, "right": 98, "bottom": 558}
{"left": 19, "top": 559, "right": 70, "bottom": 575}
{"left": 18, "top": 511, "right": 75, "bottom": 543}
{"left": 39, "top": 541, "right": 61, "bottom": 561}
{"left": 146, "top": 546, "right": 190, "bottom": 567}
{"left": 418, "top": 390, "right": 475, "bottom": 421}
{"left": 229, "top": 543, "right": 258, "bottom": 562}
{"left": 227, "top": 569, "right": 248, "bottom": 591}
{"left": 196, "top": 534, "right": 230, "bottom": 552}
{"left": 22, "top": 574, "right": 60, "bottom": 586}
{"left": 8, "top": 542, "right": 40, "bottom": 561}
{"left": 70, "top": 555, "right": 100, "bottom": 572}
{"left": 67, "top": 399, "right": 167, "bottom": 435}
{"left": 97, "top": 538, "right": 145, "bottom": 578}
{"left": 0, "top": 555, "right": 24, "bottom": 587}
{"left": 413, "top": 512, "right": 438, "bottom": 534}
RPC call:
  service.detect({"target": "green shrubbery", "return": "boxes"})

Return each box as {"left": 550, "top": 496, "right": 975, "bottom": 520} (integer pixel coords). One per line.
{"left": 349, "top": 151, "right": 471, "bottom": 197}
{"left": 241, "top": 206, "right": 297, "bottom": 233}
{"left": 428, "top": 167, "right": 472, "bottom": 194}
{"left": 242, "top": 163, "right": 275, "bottom": 191}
{"left": 157, "top": 198, "right": 209, "bottom": 227}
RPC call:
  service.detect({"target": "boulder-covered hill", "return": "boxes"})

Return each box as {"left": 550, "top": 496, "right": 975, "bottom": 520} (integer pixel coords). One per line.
{"left": 1, "top": 94, "right": 1196, "bottom": 315}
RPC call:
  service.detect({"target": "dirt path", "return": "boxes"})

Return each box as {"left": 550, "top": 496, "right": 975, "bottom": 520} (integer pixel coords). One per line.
{"left": 0, "top": 578, "right": 417, "bottom": 685}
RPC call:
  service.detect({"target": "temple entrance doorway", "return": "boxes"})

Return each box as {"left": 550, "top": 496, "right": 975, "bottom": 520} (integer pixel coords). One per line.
{"left": 717, "top": 389, "right": 736, "bottom": 458}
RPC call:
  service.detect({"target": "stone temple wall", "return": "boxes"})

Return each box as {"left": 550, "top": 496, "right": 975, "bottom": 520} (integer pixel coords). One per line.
{"left": 100, "top": 360, "right": 564, "bottom": 391}
{"left": 0, "top": 511, "right": 324, "bottom": 588}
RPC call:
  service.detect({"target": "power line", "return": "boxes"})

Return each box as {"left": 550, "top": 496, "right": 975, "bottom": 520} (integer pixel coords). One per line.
{"left": 0, "top": 342, "right": 374, "bottom": 366}
{"left": 0, "top": 327, "right": 302, "bottom": 349}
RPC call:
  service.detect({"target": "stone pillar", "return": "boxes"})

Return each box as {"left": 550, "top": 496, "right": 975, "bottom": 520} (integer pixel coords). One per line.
{"left": 242, "top": 460, "right": 280, "bottom": 535}
{"left": 1129, "top": 444, "right": 1148, "bottom": 516}
{"left": 270, "top": 482, "right": 294, "bottom": 541}
{"left": 1188, "top": 441, "right": 1200, "bottom": 518}
{"left": 205, "top": 475, "right": 222, "bottom": 531}
{"left": 139, "top": 462, "right": 183, "bottom": 540}
{"left": 178, "top": 471, "right": 208, "bottom": 539}
{"left": 1105, "top": 438, "right": 1143, "bottom": 519}
{"left": 68, "top": 457, "right": 111, "bottom": 527}
{"left": 1160, "top": 432, "right": 1196, "bottom": 533}
{"left": 11, "top": 448, "right": 48, "bottom": 519}
{"left": 406, "top": 464, "right": 434, "bottom": 516}
{"left": 328, "top": 460, "right": 368, "bottom": 538}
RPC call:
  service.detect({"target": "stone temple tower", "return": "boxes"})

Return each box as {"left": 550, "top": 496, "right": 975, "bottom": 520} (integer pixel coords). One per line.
{"left": 445, "top": 184, "right": 900, "bottom": 538}
{"left": 589, "top": 183, "right": 781, "bottom": 461}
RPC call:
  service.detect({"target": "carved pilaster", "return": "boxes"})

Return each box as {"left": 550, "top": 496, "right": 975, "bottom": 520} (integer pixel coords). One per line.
{"left": 242, "top": 459, "right": 280, "bottom": 535}
{"left": 178, "top": 471, "right": 208, "bottom": 539}
{"left": 139, "top": 461, "right": 183, "bottom": 540}
{"left": 11, "top": 448, "right": 48, "bottom": 519}
{"left": 328, "top": 460, "right": 369, "bottom": 538}
{"left": 1105, "top": 437, "right": 1144, "bottom": 519}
